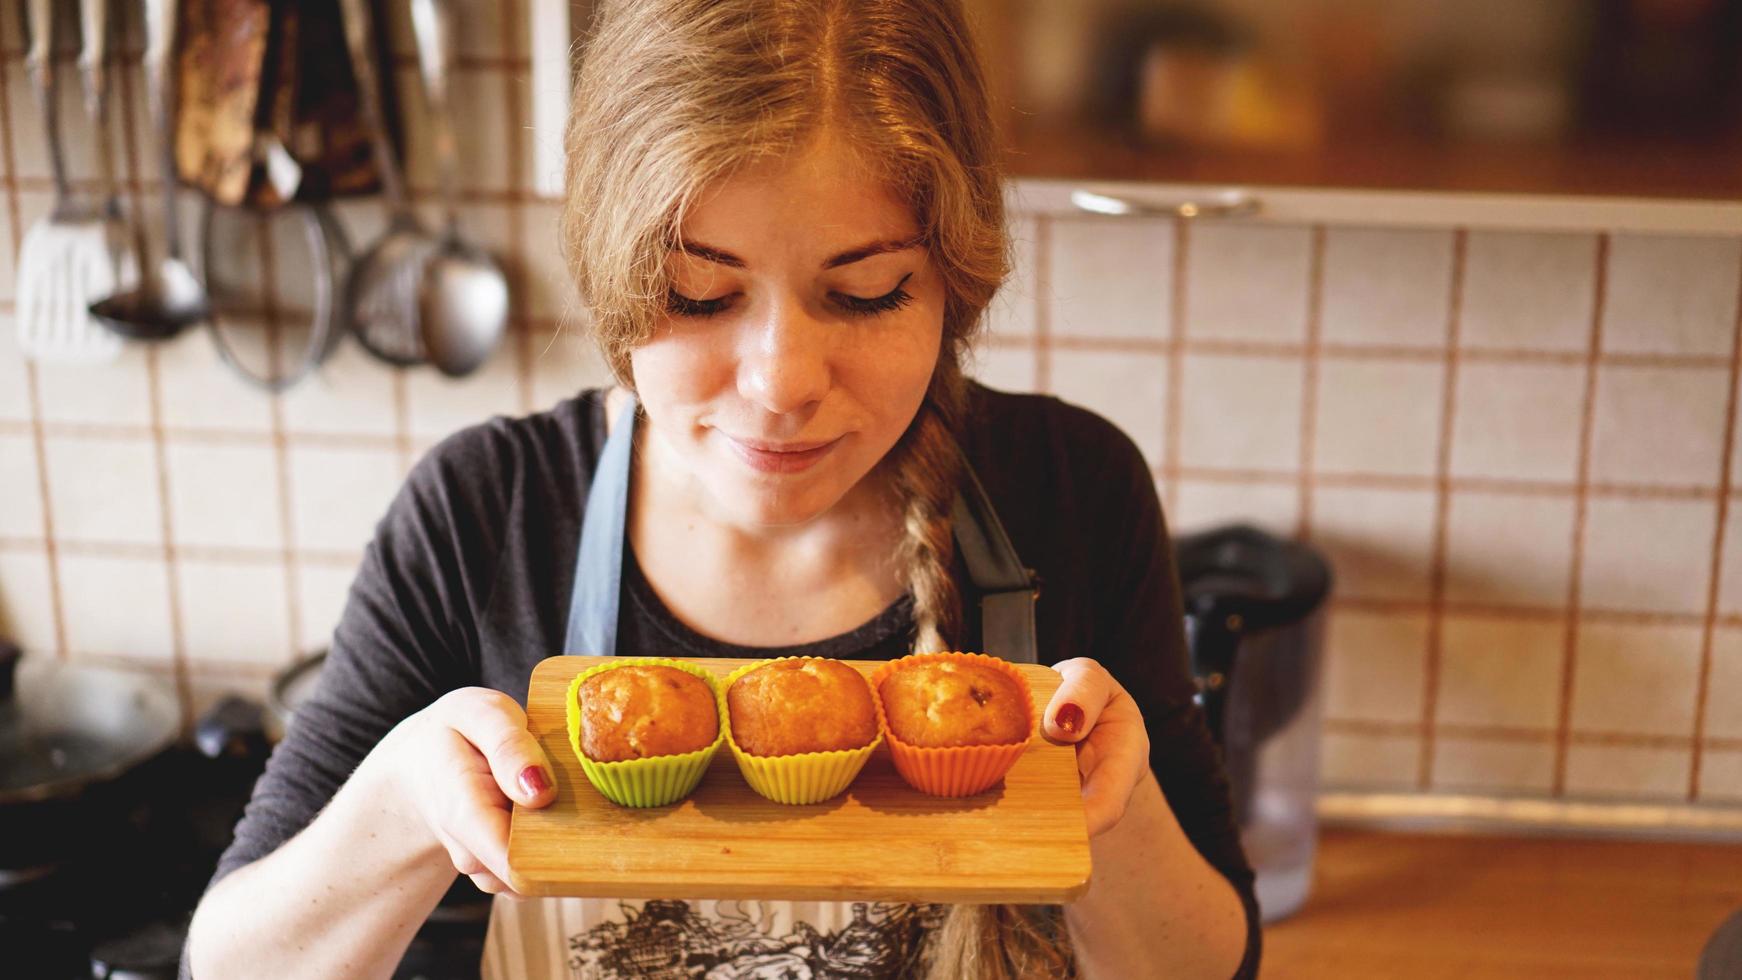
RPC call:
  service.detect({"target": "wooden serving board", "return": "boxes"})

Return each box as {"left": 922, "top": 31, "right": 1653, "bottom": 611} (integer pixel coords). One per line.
{"left": 507, "top": 656, "right": 1092, "bottom": 904}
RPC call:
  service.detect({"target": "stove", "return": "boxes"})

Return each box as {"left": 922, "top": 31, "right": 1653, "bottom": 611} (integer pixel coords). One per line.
{"left": 2, "top": 742, "right": 488, "bottom": 979}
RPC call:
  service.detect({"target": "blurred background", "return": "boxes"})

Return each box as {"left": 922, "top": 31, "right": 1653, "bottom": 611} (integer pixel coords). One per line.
{"left": 970, "top": 0, "right": 1742, "bottom": 197}
{"left": 2, "top": 0, "right": 1741, "bottom": 977}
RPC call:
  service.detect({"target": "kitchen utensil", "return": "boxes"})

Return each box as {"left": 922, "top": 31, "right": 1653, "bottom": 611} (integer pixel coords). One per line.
{"left": 410, "top": 0, "right": 509, "bottom": 377}
{"left": 89, "top": 0, "right": 211, "bottom": 341}
{"left": 199, "top": 197, "right": 351, "bottom": 392}
{"left": 14, "top": 0, "right": 124, "bottom": 364}
{"left": 508, "top": 655, "right": 1090, "bottom": 903}
{"left": 339, "top": 0, "right": 436, "bottom": 366}
{"left": 176, "top": 0, "right": 388, "bottom": 208}
{"left": 1178, "top": 524, "right": 1331, "bottom": 924}
{"left": 172, "top": 0, "right": 270, "bottom": 207}
{"left": 79, "top": 0, "right": 138, "bottom": 291}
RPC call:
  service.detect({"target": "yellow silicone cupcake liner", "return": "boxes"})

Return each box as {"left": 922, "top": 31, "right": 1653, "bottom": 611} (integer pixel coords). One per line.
{"left": 870, "top": 652, "right": 1037, "bottom": 798}
{"left": 566, "top": 657, "right": 725, "bottom": 808}
{"left": 718, "top": 657, "right": 883, "bottom": 805}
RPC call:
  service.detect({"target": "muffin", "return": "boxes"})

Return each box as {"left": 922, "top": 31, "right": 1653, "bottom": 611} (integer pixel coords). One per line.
{"left": 877, "top": 657, "right": 1030, "bottom": 748}
{"left": 564, "top": 658, "right": 725, "bottom": 808}
{"left": 719, "top": 657, "right": 883, "bottom": 805}
{"left": 726, "top": 657, "right": 878, "bottom": 757}
{"left": 576, "top": 663, "right": 719, "bottom": 762}
{"left": 871, "top": 652, "right": 1036, "bottom": 797}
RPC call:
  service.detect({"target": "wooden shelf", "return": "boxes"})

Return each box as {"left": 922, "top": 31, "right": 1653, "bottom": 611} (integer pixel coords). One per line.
{"left": 1007, "top": 129, "right": 1742, "bottom": 202}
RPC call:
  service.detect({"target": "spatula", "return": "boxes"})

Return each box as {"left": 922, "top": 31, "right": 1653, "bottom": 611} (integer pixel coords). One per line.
{"left": 14, "top": 0, "right": 123, "bottom": 363}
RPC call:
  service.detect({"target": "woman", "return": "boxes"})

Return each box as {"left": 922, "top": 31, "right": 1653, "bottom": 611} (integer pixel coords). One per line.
{"left": 184, "top": 0, "right": 1257, "bottom": 977}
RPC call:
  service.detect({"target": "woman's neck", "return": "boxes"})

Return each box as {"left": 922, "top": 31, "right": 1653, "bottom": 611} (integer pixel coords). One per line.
{"left": 612, "top": 387, "right": 908, "bottom": 647}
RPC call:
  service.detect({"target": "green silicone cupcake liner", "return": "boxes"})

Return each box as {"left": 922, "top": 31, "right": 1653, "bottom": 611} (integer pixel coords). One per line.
{"left": 566, "top": 657, "right": 726, "bottom": 808}
{"left": 717, "top": 657, "right": 883, "bottom": 805}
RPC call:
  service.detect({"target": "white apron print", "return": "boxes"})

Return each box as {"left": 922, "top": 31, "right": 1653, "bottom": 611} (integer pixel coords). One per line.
{"left": 481, "top": 896, "right": 946, "bottom": 979}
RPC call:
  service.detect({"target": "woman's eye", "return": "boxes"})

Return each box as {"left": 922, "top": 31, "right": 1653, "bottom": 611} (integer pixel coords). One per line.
{"left": 665, "top": 290, "right": 731, "bottom": 318}
{"left": 664, "top": 272, "right": 916, "bottom": 320}
{"left": 834, "top": 272, "right": 916, "bottom": 318}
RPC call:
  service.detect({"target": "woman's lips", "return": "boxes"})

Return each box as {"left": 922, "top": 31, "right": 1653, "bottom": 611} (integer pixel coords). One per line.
{"left": 724, "top": 434, "right": 843, "bottom": 474}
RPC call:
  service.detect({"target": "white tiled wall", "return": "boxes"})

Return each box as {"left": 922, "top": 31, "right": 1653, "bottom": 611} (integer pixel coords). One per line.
{"left": 1, "top": 2, "right": 1740, "bottom": 811}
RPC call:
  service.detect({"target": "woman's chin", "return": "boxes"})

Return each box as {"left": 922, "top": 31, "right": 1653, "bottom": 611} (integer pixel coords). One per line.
{"left": 705, "top": 470, "right": 852, "bottom": 529}
{"left": 722, "top": 489, "right": 837, "bottom": 528}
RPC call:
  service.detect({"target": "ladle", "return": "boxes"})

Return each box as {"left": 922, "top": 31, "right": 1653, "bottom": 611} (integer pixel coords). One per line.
{"left": 89, "top": 0, "right": 209, "bottom": 340}
{"left": 411, "top": 0, "right": 509, "bottom": 377}
{"left": 339, "top": 0, "right": 437, "bottom": 366}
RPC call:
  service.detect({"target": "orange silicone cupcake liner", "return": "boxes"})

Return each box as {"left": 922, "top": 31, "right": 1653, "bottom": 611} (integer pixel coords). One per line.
{"left": 718, "top": 657, "right": 883, "bottom": 805}
{"left": 870, "top": 651, "right": 1037, "bottom": 798}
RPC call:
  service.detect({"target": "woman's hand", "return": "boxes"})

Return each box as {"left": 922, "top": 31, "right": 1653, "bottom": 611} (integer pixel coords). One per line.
{"left": 364, "top": 687, "right": 559, "bottom": 897}
{"left": 1043, "top": 658, "right": 1151, "bottom": 837}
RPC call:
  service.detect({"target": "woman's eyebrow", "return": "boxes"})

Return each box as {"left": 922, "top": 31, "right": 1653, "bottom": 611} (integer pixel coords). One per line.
{"left": 672, "top": 235, "right": 924, "bottom": 270}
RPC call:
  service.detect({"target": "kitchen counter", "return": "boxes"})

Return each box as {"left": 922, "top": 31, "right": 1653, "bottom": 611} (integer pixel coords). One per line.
{"left": 1263, "top": 828, "right": 1742, "bottom": 979}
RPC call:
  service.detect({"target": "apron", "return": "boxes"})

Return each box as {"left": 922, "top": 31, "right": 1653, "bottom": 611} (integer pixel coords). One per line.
{"left": 482, "top": 395, "right": 1038, "bottom": 980}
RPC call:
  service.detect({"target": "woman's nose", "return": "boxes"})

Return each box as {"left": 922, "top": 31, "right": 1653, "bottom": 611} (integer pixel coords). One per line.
{"left": 736, "top": 299, "right": 829, "bottom": 415}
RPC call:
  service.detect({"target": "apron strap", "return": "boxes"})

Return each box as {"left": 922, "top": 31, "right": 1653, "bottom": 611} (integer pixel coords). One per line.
{"left": 563, "top": 394, "right": 639, "bottom": 657}
{"left": 563, "top": 393, "right": 1038, "bottom": 664}
{"left": 951, "top": 457, "right": 1039, "bottom": 665}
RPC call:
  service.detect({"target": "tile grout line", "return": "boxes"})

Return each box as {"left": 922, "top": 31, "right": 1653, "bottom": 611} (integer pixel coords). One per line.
{"left": 502, "top": 0, "right": 535, "bottom": 419}
{"left": 256, "top": 212, "right": 304, "bottom": 660}
{"left": 391, "top": 371, "right": 413, "bottom": 470}
{"left": 4, "top": 174, "right": 552, "bottom": 206}
{"left": 0, "top": 538, "right": 361, "bottom": 563}
{"left": 117, "top": 10, "right": 193, "bottom": 724}
{"left": 1145, "top": 458, "right": 1725, "bottom": 499}
{"left": 1418, "top": 228, "right": 1467, "bottom": 789}
{"left": 978, "top": 329, "right": 1731, "bottom": 370}
{"left": 21, "top": 409, "right": 1733, "bottom": 499}
{"left": 0, "top": 11, "right": 69, "bottom": 659}
{"left": 1163, "top": 218, "right": 1187, "bottom": 516}
{"left": 10, "top": 47, "right": 529, "bottom": 73}
{"left": 144, "top": 344, "right": 193, "bottom": 728}
{"left": 1325, "top": 716, "right": 1742, "bottom": 752}
{"left": 1687, "top": 242, "right": 1742, "bottom": 801}
{"left": 0, "top": 274, "right": 1733, "bottom": 363}
{"left": 0, "top": 535, "right": 1716, "bottom": 626}
{"left": 1552, "top": 233, "right": 1609, "bottom": 795}
{"left": 1297, "top": 225, "right": 1325, "bottom": 542}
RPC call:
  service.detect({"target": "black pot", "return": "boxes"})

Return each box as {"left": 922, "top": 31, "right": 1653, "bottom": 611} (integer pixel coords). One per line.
{"left": 0, "top": 640, "right": 181, "bottom": 879}
{"left": 265, "top": 649, "right": 326, "bottom": 744}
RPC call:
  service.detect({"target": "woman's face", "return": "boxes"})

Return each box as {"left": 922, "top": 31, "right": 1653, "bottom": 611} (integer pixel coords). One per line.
{"left": 630, "top": 133, "right": 945, "bottom": 529}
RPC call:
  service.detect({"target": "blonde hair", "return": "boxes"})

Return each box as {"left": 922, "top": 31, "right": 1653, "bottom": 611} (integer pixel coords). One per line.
{"left": 561, "top": 1, "right": 1071, "bottom": 976}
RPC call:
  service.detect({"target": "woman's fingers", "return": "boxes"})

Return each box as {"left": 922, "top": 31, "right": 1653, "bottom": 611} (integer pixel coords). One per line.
{"left": 1041, "top": 660, "right": 1153, "bottom": 835}
{"left": 467, "top": 870, "right": 528, "bottom": 901}
{"left": 404, "top": 688, "right": 554, "bottom": 892}
{"left": 1044, "top": 658, "right": 1117, "bottom": 742}
{"left": 1079, "top": 713, "right": 1149, "bottom": 837}
{"left": 437, "top": 688, "right": 558, "bottom": 808}
{"left": 434, "top": 771, "right": 518, "bottom": 884}
{"left": 468, "top": 870, "right": 507, "bottom": 894}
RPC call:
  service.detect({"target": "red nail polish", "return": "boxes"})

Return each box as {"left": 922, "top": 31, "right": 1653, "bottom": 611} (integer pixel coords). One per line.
{"left": 519, "top": 765, "right": 551, "bottom": 798}
{"left": 1055, "top": 702, "right": 1084, "bottom": 735}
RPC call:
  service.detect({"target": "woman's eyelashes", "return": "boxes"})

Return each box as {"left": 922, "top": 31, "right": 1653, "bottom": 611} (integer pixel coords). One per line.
{"left": 666, "top": 272, "right": 915, "bottom": 320}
